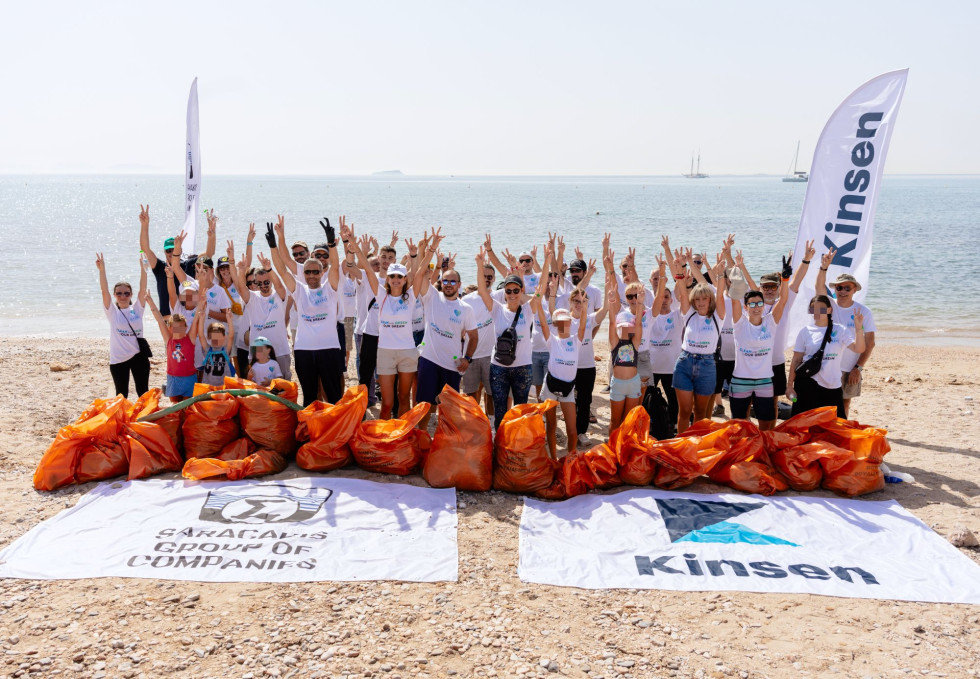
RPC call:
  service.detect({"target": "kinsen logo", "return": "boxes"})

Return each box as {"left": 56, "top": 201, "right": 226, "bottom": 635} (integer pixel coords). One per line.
{"left": 199, "top": 484, "right": 332, "bottom": 524}
{"left": 655, "top": 498, "right": 796, "bottom": 546}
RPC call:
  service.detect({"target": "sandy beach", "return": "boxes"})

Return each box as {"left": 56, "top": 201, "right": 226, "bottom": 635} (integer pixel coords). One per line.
{"left": 0, "top": 335, "right": 978, "bottom": 679}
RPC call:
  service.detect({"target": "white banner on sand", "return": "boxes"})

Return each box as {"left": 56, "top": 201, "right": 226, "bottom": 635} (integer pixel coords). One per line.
{"left": 788, "top": 69, "right": 908, "bottom": 341}
{"left": 519, "top": 489, "right": 980, "bottom": 603}
{"left": 182, "top": 77, "right": 201, "bottom": 254}
{"left": 0, "top": 478, "right": 457, "bottom": 583}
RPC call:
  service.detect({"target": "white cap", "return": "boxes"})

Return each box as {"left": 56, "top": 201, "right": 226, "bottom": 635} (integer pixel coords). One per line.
{"left": 552, "top": 308, "right": 572, "bottom": 322}
{"left": 616, "top": 311, "right": 635, "bottom": 328}
{"left": 387, "top": 263, "right": 408, "bottom": 277}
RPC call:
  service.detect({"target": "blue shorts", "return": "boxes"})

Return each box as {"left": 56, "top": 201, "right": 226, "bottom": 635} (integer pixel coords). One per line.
{"left": 416, "top": 356, "right": 462, "bottom": 405}
{"left": 610, "top": 374, "right": 641, "bottom": 402}
{"left": 166, "top": 374, "right": 196, "bottom": 398}
{"left": 672, "top": 351, "right": 717, "bottom": 396}
{"left": 531, "top": 351, "right": 550, "bottom": 387}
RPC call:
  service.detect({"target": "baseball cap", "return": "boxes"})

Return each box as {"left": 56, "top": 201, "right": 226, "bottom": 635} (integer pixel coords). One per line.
{"left": 163, "top": 237, "right": 175, "bottom": 251}
{"left": 552, "top": 308, "right": 572, "bottom": 322}
{"left": 199, "top": 257, "right": 214, "bottom": 269}
{"left": 216, "top": 256, "right": 231, "bottom": 268}
{"left": 760, "top": 273, "right": 780, "bottom": 286}
{"left": 387, "top": 263, "right": 408, "bottom": 277}
{"left": 569, "top": 259, "right": 587, "bottom": 272}
{"left": 250, "top": 335, "right": 273, "bottom": 348}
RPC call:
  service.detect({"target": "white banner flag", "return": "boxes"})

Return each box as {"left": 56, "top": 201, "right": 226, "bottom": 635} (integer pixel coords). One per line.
{"left": 0, "top": 478, "right": 458, "bottom": 583}
{"left": 519, "top": 489, "right": 980, "bottom": 603}
{"left": 182, "top": 77, "right": 201, "bottom": 255}
{"left": 788, "top": 69, "right": 908, "bottom": 341}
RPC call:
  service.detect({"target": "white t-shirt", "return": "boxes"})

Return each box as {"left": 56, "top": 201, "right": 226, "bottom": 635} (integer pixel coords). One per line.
{"left": 461, "top": 292, "right": 495, "bottom": 360}
{"left": 244, "top": 292, "right": 291, "bottom": 357}
{"left": 250, "top": 358, "right": 284, "bottom": 387}
{"left": 204, "top": 284, "right": 232, "bottom": 334}
{"left": 419, "top": 288, "right": 477, "bottom": 371}
{"left": 355, "top": 270, "right": 382, "bottom": 336}
{"left": 523, "top": 273, "right": 540, "bottom": 295}
{"left": 765, "top": 288, "right": 798, "bottom": 365}
{"left": 546, "top": 333, "right": 581, "bottom": 382}
{"left": 292, "top": 281, "right": 341, "bottom": 351}
{"left": 490, "top": 302, "right": 533, "bottom": 368}
{"left": 556, "top": 281, "right": 602, "bottom": 313}
{"left": 105, "top": 302, "right": 144, "bottom": 365}
{"left": 616, "top": 274, "right": 654, "bottom": 310}
{"left": 570, "top": 312, "right": 599, "bottom": 369}
{"left": 719, "top": 297, "right": 736, "bottom": 361}
{"left": 341, "top": 277, "right": 357, "bottom": 319}
{"left": 680, "top": 310, "right": 723, "bottom": 355}
{"left": 412, "top": 295, "right": 426, "bottom": 333}
{"left": 733, "top": 314, "right": 778, "bottom": 380}
{"left": 794, "top": 323, "right": 856, "bottom": 389}
{"left": 377, "top": 289, "right": 418, "bottom": 350}
{"left": 531, "top": 310, "right": 553, "bottom": 353}
{"left": 649, "top": 310, "right": 683, "bottom": 374}
{"left": 220, "top": 282, "right": 248, "bottom": 351}
{"left": 831, "top": 300, "right": 875, "bottom": 372}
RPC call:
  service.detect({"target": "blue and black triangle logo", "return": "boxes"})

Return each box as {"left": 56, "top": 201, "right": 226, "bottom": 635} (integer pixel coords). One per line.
{"left": 655, "top": 498, "right": 797, "bottom": 547}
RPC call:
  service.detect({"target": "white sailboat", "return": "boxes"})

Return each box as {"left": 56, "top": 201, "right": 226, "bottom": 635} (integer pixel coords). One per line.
{"left": 782, "top": 141, "right": 808, "bottom": 182}
{"left": 683, "top": 150, "right": 709, "bottom": 179}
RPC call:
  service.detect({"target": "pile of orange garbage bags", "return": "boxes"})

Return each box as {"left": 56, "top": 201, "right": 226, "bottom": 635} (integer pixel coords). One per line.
{"left": 35, "top": 381, "right": 889, "bottom": 499}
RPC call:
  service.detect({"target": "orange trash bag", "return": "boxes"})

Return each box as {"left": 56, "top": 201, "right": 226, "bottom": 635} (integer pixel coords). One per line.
{"left": 296, "top": 386, "right": 368, "bottom": 472}
{"left": 126, "top": 421, "right": 184, "bottom": 480}
{"left": 820, "top": 451, "right": 885, "bottom": 497}
{"left": 707, "top": 433, "right": 788, "bottom": 496}
{"left": 182, "top": 447, "right": 287, "bottom": 481}
{"left": 492, "top": 401, "right": 558, "bottom": 493}
{"left": 535, "top": 462, "right": 568, "bottom": 500}
{"left": 814, "top": 418, "right": 891, "bottom": 463}
{"left": 350, "top": 402, "right": 432, "bottom": 475}
{"left": 769, "top": 441, "right": 853, "bottom": 492}
{"left": 238, "top": 391, "right": 300, "bottom": 457}
{"left": 182, "top": 393, "right": 240, "bottom": 459}
{"left": 764, "top": 406, "right": 838, "bottom": 450}
{"left": 612, "top": 406, "right": 659, "bottom": 486}
{"left": 561, "top": 443, "right": 622, "bottom": 497}
{"left": 424, "top": 386, "right": 494, "bottom": 491}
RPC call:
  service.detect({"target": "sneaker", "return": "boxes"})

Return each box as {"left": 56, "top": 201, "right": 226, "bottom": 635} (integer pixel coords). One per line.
{"left": 577, "top": 434, "right": 589, "bottom": 447}
{"left": 712, "top": 404, "right": 725, "bottom": 417}
{"left": 600, "top": 385, "right": 611, "bottom": 394}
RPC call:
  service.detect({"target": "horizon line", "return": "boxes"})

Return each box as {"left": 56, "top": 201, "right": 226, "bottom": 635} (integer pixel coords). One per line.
{"left": 2, "top": 171, "right": 978, "bottom": 178}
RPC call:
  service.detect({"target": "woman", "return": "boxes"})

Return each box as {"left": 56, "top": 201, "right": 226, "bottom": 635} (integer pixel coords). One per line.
{"left": 347, "top": 223, "right": 420, "bottom": 419}
{"left": 649, "top": 282, "right": 684, "bottom": 436}
{"left": 96, "top": 253, "right": 150, "bottom": 399}
{"left": 673, "top": 260, "right": 727, "bottom": 434}
{"left": 723, "top": 253, "right": 791, "bottom": 430}
{"left": 235, "top": 267, "right": 260, "bottom": 376}
{"left": 787, "top": 295, "right": 865, "bottom": 418}
{"left": 474, "top": 245, "right": 535, "bottom": 432}
{"left": 566, "top": 265, "right": 608, "bottom": 446}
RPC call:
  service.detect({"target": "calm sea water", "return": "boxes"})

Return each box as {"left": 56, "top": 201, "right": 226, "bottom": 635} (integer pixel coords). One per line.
{"left": 1, "top": 174, "right": 978, "bottom": 341}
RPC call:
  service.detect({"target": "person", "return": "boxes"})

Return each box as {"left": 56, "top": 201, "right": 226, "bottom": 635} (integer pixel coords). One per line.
{"left": 607, "top": 290, "right": 645, "bottom": 435}
{"left": 815, "top": 249, "right": 876, "bottom": 418}
{"left": 96, "top": 253, "right": 150, "bottom": 399}
{"left": 461, "top": 263, "right": 498, "bottom": 417}
{"left": 723, "top": 252, "right": 791, "bottom": 430}
{"left": 138, "top": 205, "right": 217, "bottom": 317}
{"left": 215, "top": 238, "right": 252, "bottom": 379}
{"left": 347, "top": 224, "right": 418, "bottom": 419}
{"left": 484, "top": 234, "right": 541, "bottom": 294}
{"left": 341, "top": 270, "right": 358, "bottom": 379}
{"left": 413, "top": 229, "right": 479, "bottom": 429}
{"left": 145, "top": 281, "right": 206, "bottom": 403}
{"left": 566, "top": 262, "right": 607, "bottom": 447}
{"left": 673, "top": 261, "right": 727, "bottom": 434}
{"left": 271, "top": 216, "right": 344, "bottom": 406}
{"left": 248, "top": 336, "right": 283, "bottom": 387}
{"left": 531, "top": 295, "right": 586, "bottom": 459}
{"left": 648, "top": 282, "right": 684, "bottom": 436}
{"left": 474, "top": 245, "right": 535, "bottom": 432}
{"left": 348, "top": 244, "right": 382, "bottom": 408}
{"left": 529, "top": 275, "right": 555, "bottom": 401}
{"left": 225, "top": 242, "right": 293, "bottom": 382}
{"left": 198, "top": 319, "right": 237, "bottom": 387}
{"left": 787, "top": 295, "right": 866, "bottom": 418}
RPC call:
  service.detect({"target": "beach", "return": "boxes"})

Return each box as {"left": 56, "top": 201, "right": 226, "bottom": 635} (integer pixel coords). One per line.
{"left": 0, "top": 335, "right": 978, "bottom": 678}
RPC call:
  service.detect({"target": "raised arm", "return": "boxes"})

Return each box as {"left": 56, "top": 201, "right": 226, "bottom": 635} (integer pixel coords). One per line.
{"left": 244, "top": 222, "right": 256, "bottom": 270}
{"left": 650, "top": 259, "right": 668, "bottom": 317}
{"left": 143, "top": 292, "right": 170, "bottom": 342}
{"left": 606, "top": 285, "right": 620, "bottom": 347}
{"left": 736, "top": 249, "right": 758, "bottom": 291}
{"left": 414, "top": 227, "right": 443, "bottom": 297}
{"left": 530, "top": 292, "right": 550, "bottom": 342}
{"left": 166, "top": 265, "right": 179, "bottom": 312}
{"left": 714, "top": 260, "right": 727, "bottom": 319}
{"left": 138, "top": 205, "right": 160, "bottom": 269}
{"left": 345, "top": 224, "right": 379, "bottom": 297}
{"left": 228, "top": 242, "right": 251, "bottom": 304}
{"left": 95, "top": 253, "right": 111, "bottom": 309}
{"left": 676, "top": 268, "right": 693, "bottom": 315}
{"left": 483, "top": 234, "right": 509, "bottom": 276}
{"left": 771, "top": 254, "right": 793, "bottom": 323}
{"left": 474, "top": 247, "right": 494, "bottom": 312}
{"left": 137, "top": 253, "right": 147, "bottom": 301}
{"left": 202, "top": 210, "right": 217, "bottom": 259}
{"left": 266, "top": 248, "right": 294, "bottom": 295}
{"left": 815, "top": 247, "right": 836, "bottom": 297}
{"left": 630, "top": 289, "right": 644, "bottom": 348}
{"left": 189, "top": 294, "right": 207, "bottom": 344}
{"left": 529, "top": 245, "right": 542, "bottom": 274}
{"left": 791, "top": 240, "right": 815, "bottom": 293}
{"left": 270, "top": 215, "right": 298, "bottom": 276}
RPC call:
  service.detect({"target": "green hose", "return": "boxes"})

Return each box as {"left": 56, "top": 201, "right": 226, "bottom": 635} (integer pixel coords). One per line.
{"left": 136, "top": 389, "right": 302, "bottom": 422}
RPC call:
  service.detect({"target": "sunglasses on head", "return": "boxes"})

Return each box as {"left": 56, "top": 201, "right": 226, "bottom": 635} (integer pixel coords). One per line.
{"left": 746, "top": 301, "right": 765, "bottom": 308}
{"left": 625, "top": 293, "right": 637, "bottom": 300}
{"left": 835, "top": 285, "right": 854, "bottom": 292}
{"left": 519, "top": 258, "right": 532, "bottom": 264}
{"left": 115, "top": 291, "right": 131, "bottom": 297}
{"left": 505, "top": 288, "right": 521, "bottom": 295}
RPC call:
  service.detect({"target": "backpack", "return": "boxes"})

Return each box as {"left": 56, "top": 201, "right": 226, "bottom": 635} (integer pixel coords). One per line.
{"left": 642, "top": 385, "right": 671, "bottom": 440}
{"left": 494, "top": 305, "right": 523, "bottom": 366}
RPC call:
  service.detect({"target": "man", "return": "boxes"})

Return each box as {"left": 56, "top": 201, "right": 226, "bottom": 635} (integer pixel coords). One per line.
{"left": 484, "top": 234, "right": 541, "bottom": 294}
{"left": 815, "top": 251, "right": 875, "bottom": 418}
{"left": 557, "top": 259, "right": 602, "bottom": 312}
{"left": 138, "top": 204, "right": 216, "bottom": 316}
{"left": 461, "top": 263, "right": 497, "bottom": 416}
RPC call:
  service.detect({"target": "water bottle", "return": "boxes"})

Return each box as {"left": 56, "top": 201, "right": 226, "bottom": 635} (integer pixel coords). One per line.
{"left": 140, "top": 250, "right": 151, "bottom": 272}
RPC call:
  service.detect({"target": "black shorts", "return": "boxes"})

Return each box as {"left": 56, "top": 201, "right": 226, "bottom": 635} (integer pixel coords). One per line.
{"left": 771, "top": 361, "right": 787, "bottom": 397}
{"left": 714, "top": 359, "right": 735, "bottom": 393}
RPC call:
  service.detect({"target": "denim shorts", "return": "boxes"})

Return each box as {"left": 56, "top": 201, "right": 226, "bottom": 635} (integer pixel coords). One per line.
{"left": 672, "top": 350, "right": 717, "bottom": 396}
{"left": 531, "top": 351, "right": 550, "bottom": 387}
{"left": 610, "top": 374, "right": 642, "bottom": 402}
{"left": 166, "top": 374, "right": 196, "bottom": 398}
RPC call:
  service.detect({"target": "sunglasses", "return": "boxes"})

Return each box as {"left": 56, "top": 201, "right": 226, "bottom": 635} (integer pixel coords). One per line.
{"left": 304, "top": 270, "right": 321, "bottom": 275}
{"left": 255, "top": 280, "right": 272, "bottom": 288}
{"left": 625, "top": 294, "right": 637, "bottom": 300}
{"left": 519, "top": 258, "right": 532, "bottom": 264}
{"left": 441, "top": 279, "right": 459, "bottom": 285}
{"left": 504, "top": 288, "right": 521, "bottom": 295}
{"left": 246, "top": 280, "right": 256, "bottom": 287}
{"left": 746, "top": 301, "right": 765, "bottom": 308}
{"left": 388, "top": 274, "right": 405, "bottom": 279}
{"left": 761, "top": 284, "right": 779, "bottom": 290}
{"left": 835, "top": 285, "right": 854, "bottom": 292}
{"left": 292, "top": 251, "right": 308, "bottom": 258}
{"left": 548, "top": 272, "right": 560, "bottom": 278}
{"left": 693, "top": 260, "right": 703, "bottom": 266}
{"left": 115, "top": 291, "right": 131, "bottom": 298}
{"left": 484, "top": 275, "right": 494, "bottom": 281}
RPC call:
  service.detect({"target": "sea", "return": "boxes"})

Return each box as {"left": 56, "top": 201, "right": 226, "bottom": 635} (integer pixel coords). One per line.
{"left": 1, "top": 174, "right": 977, "bottom": 344}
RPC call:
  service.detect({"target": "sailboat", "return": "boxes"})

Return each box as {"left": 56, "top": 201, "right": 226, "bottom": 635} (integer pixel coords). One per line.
{"left": 782, "top": 141, "right": 808, "bottom": 182}
{"left": 683, "top": 150, "right": 709, "bottom": 179}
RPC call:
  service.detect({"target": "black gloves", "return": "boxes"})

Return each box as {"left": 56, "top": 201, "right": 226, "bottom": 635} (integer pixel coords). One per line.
{"left": 781, "top": 254, "right": 793, "bottom": 280}
{"left": 265, "top": 222, "right": 277, "bottom": 248}
{"left": 320, "top": 218, "right": 335, "bottom": 246}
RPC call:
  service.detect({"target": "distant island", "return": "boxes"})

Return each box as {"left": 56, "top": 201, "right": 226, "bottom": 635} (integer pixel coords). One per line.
{"left": 372, "top": 170, "right": 404, "bottom": 176}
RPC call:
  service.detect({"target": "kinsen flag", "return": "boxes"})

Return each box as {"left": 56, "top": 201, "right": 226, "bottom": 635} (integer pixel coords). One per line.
{"left": 788, "top": 69, "right": 908, "bottom": 341}
{"left": 182, "top": 77, "right": 201, "bottom": 254}
{"left": 0, "top": 478, "right": 458, "bottom": 583}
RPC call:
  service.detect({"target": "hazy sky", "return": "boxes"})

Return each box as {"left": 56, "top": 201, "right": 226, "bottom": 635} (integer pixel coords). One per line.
{"left": 2, "top": 1, "right": 976, "bottom": 175}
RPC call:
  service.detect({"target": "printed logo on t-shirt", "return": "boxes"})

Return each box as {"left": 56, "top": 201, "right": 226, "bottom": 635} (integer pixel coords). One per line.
{"left": 666, "top": 317, "right": 673, "bottom": 325}
{"left": 208, "top": 290, "right": 217, "bottom": 300}
{"left": 616, "top": 344, "right": 636, "bottom": 363}
{"left": 172, "top": 342, "right": 186, "bottom": 364}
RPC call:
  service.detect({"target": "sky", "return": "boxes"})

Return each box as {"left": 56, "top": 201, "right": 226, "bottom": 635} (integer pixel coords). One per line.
{"left": 1, "top": 1, "right": 977, "bottom": 175}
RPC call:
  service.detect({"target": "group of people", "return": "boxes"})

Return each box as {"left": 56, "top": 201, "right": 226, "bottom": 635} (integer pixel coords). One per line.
{"left": 97, "top": 207, "right": 876, "bottom": 457}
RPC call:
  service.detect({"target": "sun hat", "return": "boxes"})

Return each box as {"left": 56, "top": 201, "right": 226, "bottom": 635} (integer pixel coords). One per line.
{"left": 759, "top": 273, "right": 780, "bottom": 286}
{"left": 831, "top": 273, "right": 862, "bottom": 291}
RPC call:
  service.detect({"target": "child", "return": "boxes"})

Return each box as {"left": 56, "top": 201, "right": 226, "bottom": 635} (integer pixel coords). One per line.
{"left": 199, "top": 320, "right": 237, "bottom": 387}
{"left": 607, "top": 287, "right": 645, "bottom": 435}
{"left": 248, "top": 336, "right": 283, "bottom": 387}
{"left": 145, "top": 290, "right": 205, "bottom": 403}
